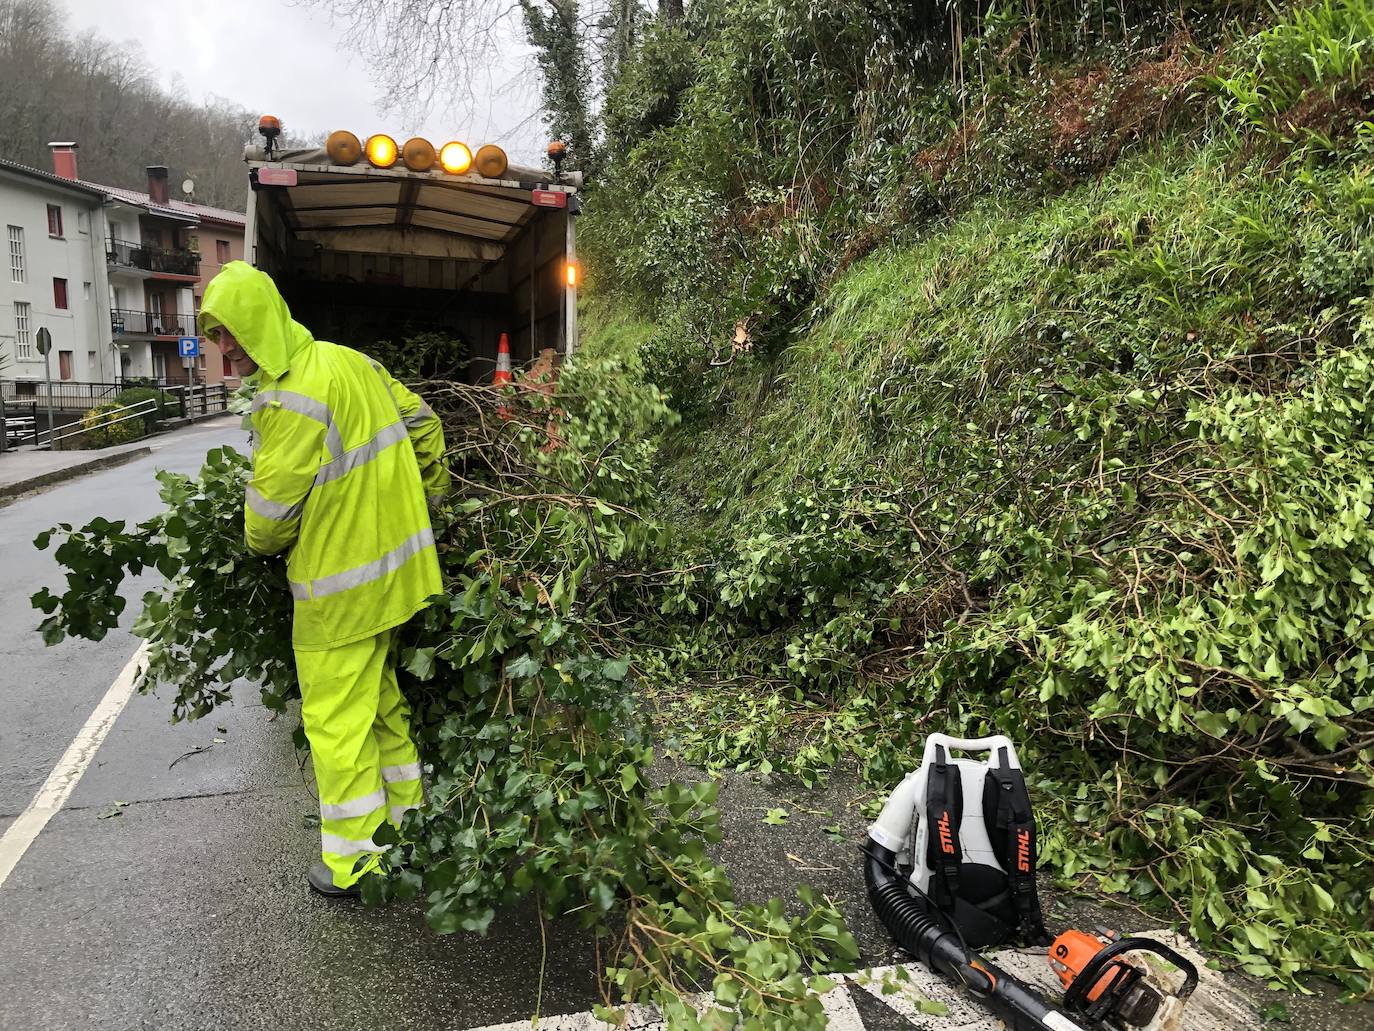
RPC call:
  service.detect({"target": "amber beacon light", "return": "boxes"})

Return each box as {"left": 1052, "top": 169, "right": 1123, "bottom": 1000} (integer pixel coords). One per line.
{"left": 473, "top": 144, "right": 509, "bottom": 179}
{"left": 326, "top": 130, "right": 363, "bottom": 165}
{"left": 365, "top": 134, "right": 399, "bottom": 168}
{"left": 402, "top": 137, "right": 437, "bottom": 172}
{"left": 439, "top": 141, "right": 473, "bottom": 174}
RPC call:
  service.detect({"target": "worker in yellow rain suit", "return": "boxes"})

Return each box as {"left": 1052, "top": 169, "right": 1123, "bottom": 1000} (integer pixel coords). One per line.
{"left": 198, "top": 260, "right": 450, "bottom": 897}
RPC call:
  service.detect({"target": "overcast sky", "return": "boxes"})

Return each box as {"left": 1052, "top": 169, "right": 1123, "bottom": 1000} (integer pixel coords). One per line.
{"left": 58, "top": 0, "right": 547, "bottom": 163}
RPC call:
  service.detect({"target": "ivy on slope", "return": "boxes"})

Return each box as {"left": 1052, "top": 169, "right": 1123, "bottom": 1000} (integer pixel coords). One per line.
{"left": 31, "top": 360, "right": 858, "bottom": 1030}
{"left": 614, "top": 29, "right": 1374, "bottom": 1001}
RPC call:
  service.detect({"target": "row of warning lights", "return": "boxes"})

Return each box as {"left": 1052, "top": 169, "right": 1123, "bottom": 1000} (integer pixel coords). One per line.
{"left": 325, "top": 130, "right": 509, "bottom": 178}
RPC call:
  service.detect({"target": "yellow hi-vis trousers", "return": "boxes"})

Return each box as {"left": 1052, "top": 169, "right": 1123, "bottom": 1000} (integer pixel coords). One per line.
{"left": 295, "top": 628, "right": 424, "bottom": 888}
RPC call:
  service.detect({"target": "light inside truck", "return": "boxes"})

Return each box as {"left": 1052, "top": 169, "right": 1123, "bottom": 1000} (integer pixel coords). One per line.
{"left": 402, "top": 137, "right": 437, "bottom": 172}
{"left": 365, "top": 134, "right": 399, "bottom": 168}
{"left": 439, "top": 141, "right": 473, "bottom": 174}
{"left": 326, "top": 130, "right": 362, "bottom": 165}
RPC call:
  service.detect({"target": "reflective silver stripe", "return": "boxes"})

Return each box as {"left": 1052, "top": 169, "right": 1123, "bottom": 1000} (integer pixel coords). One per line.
{"left": 390, "top": 804, "right": 419, "bottom": 823}
{"left": 319, "top": 787, "right": 388, "bottom": 822}
{"left": 403, "top": 401, "right": 435, "bottom": 429}
{"left": 324, "top": 422, "right": 344, "bottom": 462}
{"left": 315, "top": 419, "right": 407, "bottom": 486}
{"left": 252, "top": 390, "right": 332, "bottom": 426}
{"left": 246, "top": 484, "right": 304, "bottom": 523}
{"left": 319, "top": 832, "right": 386, "bottom": 856}
{"left": 383, "top": 762, "right": 422, "bottom": 783}
{"left": 289, "top": 528, "right": 435, "bottom": 602}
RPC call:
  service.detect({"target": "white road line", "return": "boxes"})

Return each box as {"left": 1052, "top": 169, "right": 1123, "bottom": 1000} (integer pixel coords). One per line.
{"left": 0, "top": 643, "right": 148, "bottom": 889}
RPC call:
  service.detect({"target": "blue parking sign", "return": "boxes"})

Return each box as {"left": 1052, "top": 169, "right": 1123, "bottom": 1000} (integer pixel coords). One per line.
{"left": 178, "top": 336, "right": 200, "bottom": 358}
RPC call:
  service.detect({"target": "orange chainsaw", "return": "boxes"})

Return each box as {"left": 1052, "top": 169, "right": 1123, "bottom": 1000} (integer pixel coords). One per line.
{"left": 1048, "top": 928, "right": 1199, "bottom": 1029}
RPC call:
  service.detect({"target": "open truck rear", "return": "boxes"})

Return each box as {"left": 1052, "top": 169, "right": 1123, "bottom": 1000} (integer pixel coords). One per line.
{"left": 242, "top": 131, "right": 581, "bottom": 381}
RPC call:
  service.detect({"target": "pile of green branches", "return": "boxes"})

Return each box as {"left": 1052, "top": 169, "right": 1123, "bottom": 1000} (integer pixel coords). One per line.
{"left": 32, "top": 361, "right": 857, "bottom": 1029}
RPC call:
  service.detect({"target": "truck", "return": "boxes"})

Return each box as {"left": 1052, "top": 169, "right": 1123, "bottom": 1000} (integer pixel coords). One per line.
{"left": 242, "top": 126, "right": 582, "bottom": 381}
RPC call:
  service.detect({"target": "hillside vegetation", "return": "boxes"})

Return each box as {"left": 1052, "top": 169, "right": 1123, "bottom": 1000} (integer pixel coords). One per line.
{"left": 31, "top": 0, "right": 1374, "bottom": 1021}
{"left": 579, "top": 0, "right": 1374, "bottom": 999}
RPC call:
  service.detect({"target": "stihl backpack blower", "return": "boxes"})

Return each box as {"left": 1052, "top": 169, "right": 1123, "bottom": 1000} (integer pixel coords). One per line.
{"left": 863, "top": 734, "right": 1198, "bottom": 1031}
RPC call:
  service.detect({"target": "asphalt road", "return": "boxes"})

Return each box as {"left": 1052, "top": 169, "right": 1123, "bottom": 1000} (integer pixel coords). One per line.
{"left": 0, "top": 418, "right": 600, "bottom": 1031}
{"left": 1, "top": 418, "right": 1366, "bottom": 1031}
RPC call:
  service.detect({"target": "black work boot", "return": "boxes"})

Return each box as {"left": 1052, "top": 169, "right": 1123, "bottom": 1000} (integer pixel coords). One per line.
{"left": 308, "top": 860, "right": 360, "bottom": 899}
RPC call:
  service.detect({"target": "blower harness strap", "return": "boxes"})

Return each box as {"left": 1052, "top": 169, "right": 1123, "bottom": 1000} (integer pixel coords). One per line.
{"left": 925, "top": 744, "right": 963, "bottom": 910}
{"left": 983, "top": 746, "right": 1050, "bottom": 945}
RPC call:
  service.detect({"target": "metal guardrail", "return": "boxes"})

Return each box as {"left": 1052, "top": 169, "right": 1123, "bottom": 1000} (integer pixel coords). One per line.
{"left": 1, "top": 401, "right": 40, "bottom": 448}
{"left": 167, "top": 383, "right": 230, "bottom": 419}
{"left": 42, "top": 396, "right": 161, "bottom": 448}
{"left": 0, "top": 381, "right": 228, "bottom": 452}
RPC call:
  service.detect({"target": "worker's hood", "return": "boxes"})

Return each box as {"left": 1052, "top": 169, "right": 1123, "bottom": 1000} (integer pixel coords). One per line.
{"left": 197, "top": 261, "right": 313, "bottom": 380}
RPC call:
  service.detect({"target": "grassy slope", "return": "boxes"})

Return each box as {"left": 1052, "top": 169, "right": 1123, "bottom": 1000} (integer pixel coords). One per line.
{"left": 580, "top": 0, "right": 1374, "bottom": 999}
{"left": 583, "top": 141, "right": 1374, "bottom": 992}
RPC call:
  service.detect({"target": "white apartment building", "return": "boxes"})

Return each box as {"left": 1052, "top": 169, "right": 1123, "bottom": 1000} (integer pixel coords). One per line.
{"left": 0, "top": 156, "right": 114, "bottom": 384}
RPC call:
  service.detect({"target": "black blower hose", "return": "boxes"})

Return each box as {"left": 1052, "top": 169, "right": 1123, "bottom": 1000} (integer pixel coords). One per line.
{"left": 862, "top": 840, "right": 1086, "bottom": 1031}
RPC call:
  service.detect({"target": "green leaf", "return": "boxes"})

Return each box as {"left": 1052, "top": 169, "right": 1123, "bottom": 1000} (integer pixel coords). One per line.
{"left": 404, "top": 647, "right": 436, "bottom": 681}
{"left": 505, "top": 654, "right": 541, "bottom": 678}
{"left": 762, "top": 808, "right": 788, "bottom": 826}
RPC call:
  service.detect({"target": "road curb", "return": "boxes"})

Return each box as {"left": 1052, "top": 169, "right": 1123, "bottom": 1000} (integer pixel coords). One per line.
{"left": 0, "top": 446, "right": 153, "bottom": 502}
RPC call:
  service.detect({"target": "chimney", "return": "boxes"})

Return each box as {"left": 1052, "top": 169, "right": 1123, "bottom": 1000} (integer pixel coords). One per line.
{"left": 146, "top": 165, "right": 169, "bottom": 204}
{"left": 48, "top": 141, "right": 79, "bottom": 180}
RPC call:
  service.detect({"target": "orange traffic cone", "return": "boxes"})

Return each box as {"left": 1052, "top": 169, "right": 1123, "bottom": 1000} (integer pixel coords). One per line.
{"left": 495, "top": 332, "right": 513, "bottom": 419}
{"left": 494, "top": 333, "right": 513, "bottom": 386}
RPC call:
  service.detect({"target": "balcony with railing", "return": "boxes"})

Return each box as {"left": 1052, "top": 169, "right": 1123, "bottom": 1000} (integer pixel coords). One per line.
{"left": 111, "top": 308, "right": 196, "bottom": 337}
{"left": 106, "top": 237, "right": 199, "bottom": 277}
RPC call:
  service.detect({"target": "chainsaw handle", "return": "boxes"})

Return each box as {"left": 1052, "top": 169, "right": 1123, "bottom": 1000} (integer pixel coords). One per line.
{"left": 1062, "top": 936, "right": 1200, "bottom": 1014}
{"left": 921, "top": 734, "right": 1021, "bottom": 770}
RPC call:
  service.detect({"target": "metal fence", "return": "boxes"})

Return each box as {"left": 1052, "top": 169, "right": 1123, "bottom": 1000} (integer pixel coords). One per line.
{"left": 1, "top": 378, "right": 123, "bottom": 410}
{"left": 106, "top": 237, "right": 199, "bottom": 276}
{"left": 169, "top": 383, "right": 230, "bottom": 420}
{"left": 110, "top": 308, "right": 196, "bottom": 337}
{"left": 1, "top": 380, "right": 230, "bottom": 453}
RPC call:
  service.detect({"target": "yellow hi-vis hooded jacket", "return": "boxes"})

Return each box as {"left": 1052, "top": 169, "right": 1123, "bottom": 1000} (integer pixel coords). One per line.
{"left": 199, "top": 261, "right": 446, "bottom": 651}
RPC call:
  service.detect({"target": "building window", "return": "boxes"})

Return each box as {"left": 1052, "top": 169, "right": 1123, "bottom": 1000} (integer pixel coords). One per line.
{"left": 46, "top": 204, "right": 63, "bottom": 237}
{"left": 83, "top": 281, "right": 92, "bottom": 300}
{"left": 59, "top": 350, "right": 73, "bottom": 380}
{"left": 88, "top": 350, "right": 96, "bottom": 374}
{"left": 216, "top": 239, "right": 230, "bottom": 263}
{"left": 15, "top": 301, "right": 32, "bottom": 359}
{"left": 77, "top": 211, "right": 91, "bottom": 234}
{"left": 53, "top": 278, "right": 68, "bottom": 309}
{"left": 7, "top": 225, "right": 24, "bottom": 282}
{"left": 223, "top": 354, "right": 233, "bottom": 377}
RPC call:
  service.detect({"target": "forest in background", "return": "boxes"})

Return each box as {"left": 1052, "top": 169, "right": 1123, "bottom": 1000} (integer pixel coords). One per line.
{"left": 0, "top": 0, "right": 313, "bottom": 208}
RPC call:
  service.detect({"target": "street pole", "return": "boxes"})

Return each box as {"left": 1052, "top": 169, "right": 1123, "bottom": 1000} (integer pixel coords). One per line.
{"left": 37, "top": 327, "right": 55, "bottom": 447}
